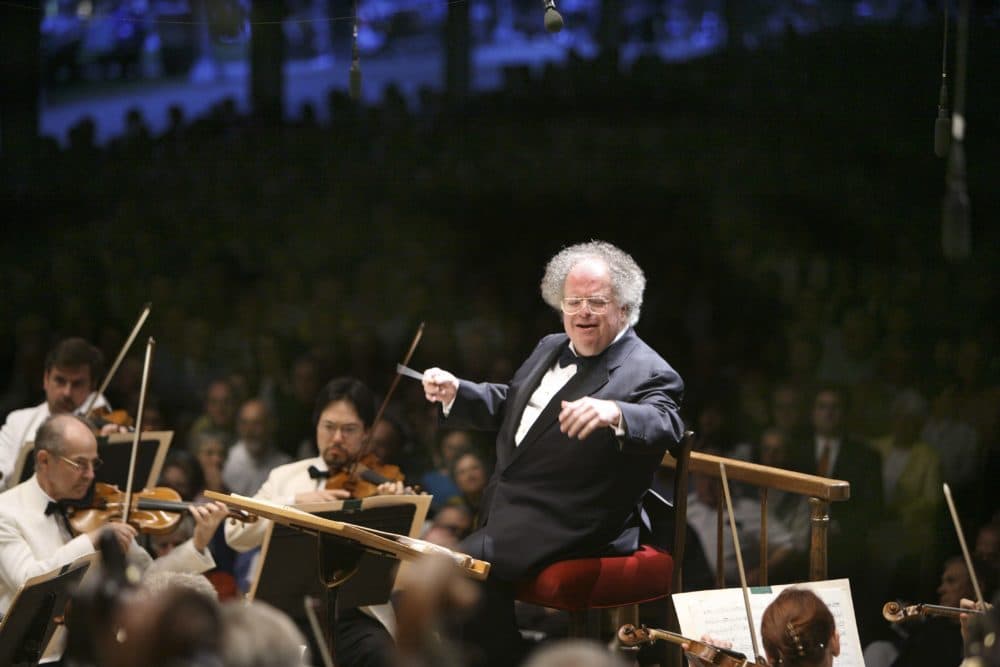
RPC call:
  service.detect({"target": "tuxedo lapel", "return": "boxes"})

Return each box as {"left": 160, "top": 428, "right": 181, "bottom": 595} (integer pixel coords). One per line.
{"left": 496, "top": 340, "right": 563, "bottom": 461}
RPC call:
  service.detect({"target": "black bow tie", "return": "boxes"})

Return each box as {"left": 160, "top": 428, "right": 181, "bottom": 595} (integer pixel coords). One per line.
{"left": 308, "top": 465, "right": 332, "bottom": 480}
{"left": 557, "top": 344, "right": 596, "bottom": 369}
{"left": 45, "top": 500, "right": 68, "bottom": 517}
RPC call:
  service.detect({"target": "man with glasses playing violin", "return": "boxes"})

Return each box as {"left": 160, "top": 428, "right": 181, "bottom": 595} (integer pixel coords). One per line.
{"left": 0, "top": 414, "right": 228, "bottom": 618}
{"left": 423, "top": 240, "right": 685, "bottom": 667}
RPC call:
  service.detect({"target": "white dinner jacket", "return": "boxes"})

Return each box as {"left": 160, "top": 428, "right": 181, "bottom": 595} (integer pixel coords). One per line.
{"left": 0, "top": 475, "right": 215, "bottom": 615}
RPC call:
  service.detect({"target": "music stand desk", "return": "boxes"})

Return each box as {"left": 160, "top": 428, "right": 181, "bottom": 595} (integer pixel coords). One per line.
{"left": 0, "top": 554, "right": 97, "bottom": 667}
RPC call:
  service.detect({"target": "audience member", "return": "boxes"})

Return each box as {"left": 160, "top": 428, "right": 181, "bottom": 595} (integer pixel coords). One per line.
{"left": 869, "top": 389, "right": 942, "bottom": 585}
{"left": 190, "top": 429, "right": 230, "bottom": 493}
{"left": 449, "top": 448, "right": 491, "bottom": 525}
{"left": 422, "top": 503, "right": 473, "bottom": 550}
{"left": 686, "top": 461, "right": 795, "bottom": 585}
{"left": 420, "top": 429, "right": 474, "bottom": 511}
{"left": 220, "top": 600, "right": 310, "bottom": 667}
{"left": 187, "top": 378, "right": 238, "bottom": 448}
{"left": 222, "top": 399, "right": 291, "bottom": 496}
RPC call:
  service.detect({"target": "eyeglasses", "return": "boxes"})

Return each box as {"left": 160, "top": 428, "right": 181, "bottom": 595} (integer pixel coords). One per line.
{"left": 57, "top": 455, "right": 103, "bottom": 473}
{"left": 560, "top": 296, "right": 613, "bottom": 315}
{"left": 320, "top": 422, "right": 364, "bottom": 438}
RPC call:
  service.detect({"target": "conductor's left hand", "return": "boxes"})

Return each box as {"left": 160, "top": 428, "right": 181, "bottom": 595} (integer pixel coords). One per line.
{"left": 559, "top": 397, "right": 621, "bottom": 439}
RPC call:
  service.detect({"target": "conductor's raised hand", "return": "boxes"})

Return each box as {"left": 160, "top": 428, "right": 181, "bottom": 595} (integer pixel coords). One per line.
{"left": 423, "top": 368, "right": 458, "bottom": 405}
{"left": 559, "top": 397, "right": 622, "bottom": 439}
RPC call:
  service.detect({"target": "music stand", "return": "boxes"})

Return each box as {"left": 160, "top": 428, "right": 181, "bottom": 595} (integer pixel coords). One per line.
{"left": 203, "top": 491, "right": 489, "bottom": 580}
{"left": 16, "top": 431, "right": 173, "bottom": 489}
{"left": 251, "top": 494, "right": 432, "bottom": 612}
{"left": 205, "top": 491, "right": 489, "bottom": 662}
{"left": 0, "top": 554, "right": 96, "bottom": 667}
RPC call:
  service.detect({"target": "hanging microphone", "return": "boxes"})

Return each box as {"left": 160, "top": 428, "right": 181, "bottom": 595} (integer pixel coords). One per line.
{"left": 934, "top": 82, "right": 950, "bottom": 158}
{"left": 942, "top": 137, "right": 970, "bottom": 262}
{"left": 542, "top": 0, "right": 563, "bottom": 33}
{"left": 941, "top": 0, "right": 971, "bottom": 262}
{"left": 934, "top": 2, "right": 950, "bottom": 158}
{"left": 349, "top": 1, "right": 362, "bottom": 101}
{"left": 350, "top": 59, "right": 361, "bottom": 102}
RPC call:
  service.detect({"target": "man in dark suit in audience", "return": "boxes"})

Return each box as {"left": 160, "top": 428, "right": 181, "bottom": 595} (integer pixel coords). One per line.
{"left": 790, "top": 384, "right": 883, "bottom": 643}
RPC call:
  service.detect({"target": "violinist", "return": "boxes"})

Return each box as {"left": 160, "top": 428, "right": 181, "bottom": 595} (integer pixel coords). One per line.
{"left": 0, "top": 414, "right": 229, "bottom": 618}
{"left": 224, "top": 376, "right": 412, "bottom": 667}
{"left": 864, "top": 556, "right": 998, "bottom": 667}
{"left": 760, "top": 588, "right": 840, "bottom": 667}
{"left": 638, "top": 590, "right": 840, "bottom": 667}
{"left": 0, "top": 338, "right": 123, "bottom": 491}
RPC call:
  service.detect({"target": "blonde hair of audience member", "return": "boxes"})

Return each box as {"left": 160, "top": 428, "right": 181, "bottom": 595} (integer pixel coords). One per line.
{"left": 761, "top": 588, "right": 840, "bottom": 667}
{"left": 220, "top": 600, "right": 308, "bottom": 667}
{"left": 521, "top": 639, "right": 628, "bottom": 667}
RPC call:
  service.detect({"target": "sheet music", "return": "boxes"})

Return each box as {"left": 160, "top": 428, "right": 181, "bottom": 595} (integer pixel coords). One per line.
{"left": 672, "top": 579, "right": 864, "bottom": 667}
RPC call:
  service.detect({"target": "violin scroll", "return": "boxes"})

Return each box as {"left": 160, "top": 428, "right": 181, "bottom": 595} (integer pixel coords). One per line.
{"left": 615, "top": 624, "right": 755, "bottom": 666}
{"left": 883, "top": 601, "right": 906, "bottom": 623}
{"left": 617, "top": 623, "right": 654, "bottom": 646}
{"left": 883, "top": 600, "right": 982, "bottom": 623}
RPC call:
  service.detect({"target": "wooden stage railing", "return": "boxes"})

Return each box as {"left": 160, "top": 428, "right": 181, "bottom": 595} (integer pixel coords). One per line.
{"left": 660, "top": 450, "right": 851, "bottom": 584}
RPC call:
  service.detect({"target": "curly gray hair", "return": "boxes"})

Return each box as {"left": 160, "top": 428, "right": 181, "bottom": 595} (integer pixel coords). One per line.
{"left": 539, "top": 241, "right": 645, "bottom": 327}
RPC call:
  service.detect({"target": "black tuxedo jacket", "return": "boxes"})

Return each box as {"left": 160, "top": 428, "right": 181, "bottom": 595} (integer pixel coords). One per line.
{"left": 444, "top": 328, "right": 684, "bottom": 581}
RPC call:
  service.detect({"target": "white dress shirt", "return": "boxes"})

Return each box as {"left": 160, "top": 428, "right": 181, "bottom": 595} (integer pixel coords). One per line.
{"left": 514, "top": 331, "right": 628, "bottom": 445}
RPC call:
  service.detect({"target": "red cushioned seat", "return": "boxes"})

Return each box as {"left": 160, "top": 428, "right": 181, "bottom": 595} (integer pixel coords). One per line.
{"left": 516, "top": 545, "right": 674, "bottom": 610}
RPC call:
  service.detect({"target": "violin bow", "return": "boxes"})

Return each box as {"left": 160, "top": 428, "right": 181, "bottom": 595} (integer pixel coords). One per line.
{"left": 122, "top": 337, "right": 155, "bottom": 526}
{"left": 943, "top": 482, "right": 986, "bottom": 608}
{"left": 362, "top": 322, "right": 425, "bottom": 460}
{"left": 720, "top": 462, "right": 766, "bottom": 665}
{"left": 80, "top": 302, "right": 152, "bottom": 416}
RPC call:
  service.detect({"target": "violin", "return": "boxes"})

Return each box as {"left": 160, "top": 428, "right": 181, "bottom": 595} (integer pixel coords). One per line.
{"left": 618, "top": 624, "right": 765, "bottom": 667}
{"left": 325, "top": 453, "right": 408, "bottom": 499}
{"left": 85, "top": 405, "right": 135, "bottom": 431}
{"left": 65, "top": 481, "right": 256, "bottom": 535}
{"left": 883, "top": 600, "right": 986, "bottom": 623}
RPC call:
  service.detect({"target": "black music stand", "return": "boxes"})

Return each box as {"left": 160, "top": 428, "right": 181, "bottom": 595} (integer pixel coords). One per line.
{"left": 17, "top": 431, "right": 172, "bottom": 489}
{"left": 0, "top": 554, "right": 96, "bottom": 667}
{"left": 250, "top": 495, "right": 431, "bottom": 660}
